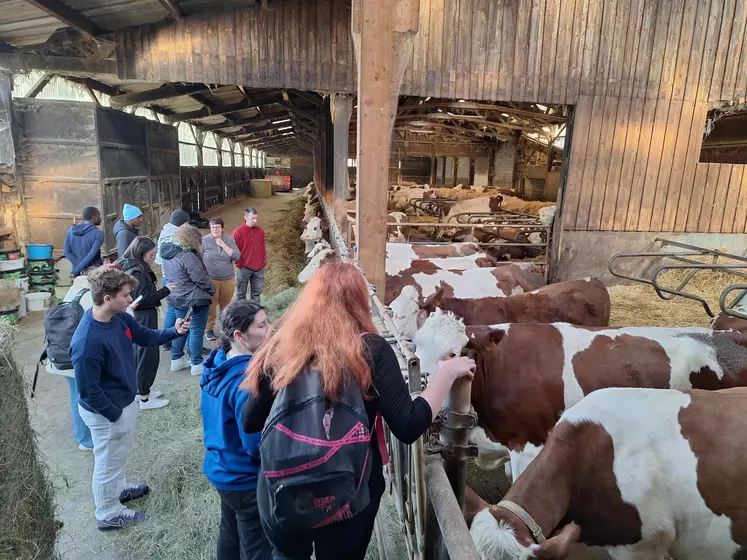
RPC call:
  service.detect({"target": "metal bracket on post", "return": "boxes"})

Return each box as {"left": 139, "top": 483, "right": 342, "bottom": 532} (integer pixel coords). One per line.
{"left": 425, "top": 407, "right": 479, "bottom": 461}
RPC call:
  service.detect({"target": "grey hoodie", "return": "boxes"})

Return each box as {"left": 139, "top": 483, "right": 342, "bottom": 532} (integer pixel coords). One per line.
{"left": 202, "top": 234, "right": 241, "bottom": 281}
{"left": 113, "top": 220, "right": 138, "bottom": 257}
{"left": 156, "top": 222, "right": 180, "bottom": 266}
{"left": 160, "top": 241, "right": 216, "bottom": 309}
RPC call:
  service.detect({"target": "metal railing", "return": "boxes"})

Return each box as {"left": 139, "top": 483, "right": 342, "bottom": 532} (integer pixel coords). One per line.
{"left": 608, "top": 238, "right": 747, "bottom": 318}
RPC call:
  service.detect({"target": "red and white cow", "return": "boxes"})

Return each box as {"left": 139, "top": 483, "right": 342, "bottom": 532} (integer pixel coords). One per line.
{"left": 412, "top": 311, "right": 747, "bottom": 479}
{"left": 300, "top": 216, "right": 323, "bottom": 253}
{"left": 390, "top": 278, "right": 610, "bottom": 338}
{"left": 386, "top": 242, "right": 482, "bottom": 260}
{"left": 384, "top": 263, "right": 546, "bottom": 305}
{"left": 468, "top": 387, "right": 747, "bottom": 560}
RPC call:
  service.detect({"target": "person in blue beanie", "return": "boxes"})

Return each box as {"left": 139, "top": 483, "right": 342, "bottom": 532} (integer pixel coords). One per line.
{"left": 201, "top": 300, "right": 272, "bottom": 560}
{"left": 71, "top": 266, "right": 190, "bottom": 531}
{"left": 114, "top": 204, "right": 143, "bottom": 257}
{"left": 64, "top": 206, "right": 105, "bottom": 277}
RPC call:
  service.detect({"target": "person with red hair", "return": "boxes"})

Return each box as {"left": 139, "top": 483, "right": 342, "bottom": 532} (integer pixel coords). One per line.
{"left": 242, "top": 259, "right": 475, "bottom": 559}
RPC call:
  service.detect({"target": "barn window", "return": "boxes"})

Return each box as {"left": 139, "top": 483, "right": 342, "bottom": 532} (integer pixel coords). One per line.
{"left": 700, "top": 105, "right": 747, "bottom": 164}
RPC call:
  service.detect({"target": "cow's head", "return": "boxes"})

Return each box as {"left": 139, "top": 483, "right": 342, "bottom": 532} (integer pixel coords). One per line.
{"left": 390, "top": 286, "right": 445, "bottom": 338}
{"left": 471, "top": 507, "right": 581, "bottom": 560}
{"left": 307, "top": 239, "right": 330, "bottom": 258}
{"left": 298, "top": 247, "right": 336, "bottom": 284}
{"left": 387, "top": 212, "right": 408, "bottom": 242}
{"left": 538, "top": 205, "right": 557, "bottom": 227}
{"left": 300, "top": 216, "right": 323, "bottom": 252}
{"left": 488, "top": 195, "right": 505, "bottom": 212}
{"left": 413, "top": 309, "right": 469, "bottom": 379}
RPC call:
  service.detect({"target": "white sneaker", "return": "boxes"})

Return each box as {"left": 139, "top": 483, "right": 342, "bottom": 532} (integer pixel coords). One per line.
{"left": 190, "top": 363, "right": 203, "bottom": 376}
{"left": 139, "top": 398, "right": 170, "bottom": 410}
{"left": 170, "top": 356, "right": 191, "bottom": 372}
{"left": 138, "top": 391, "right": 163, "bottom": 400}
{"left": 78, "top": 444, "right": 93, "bottom": 452}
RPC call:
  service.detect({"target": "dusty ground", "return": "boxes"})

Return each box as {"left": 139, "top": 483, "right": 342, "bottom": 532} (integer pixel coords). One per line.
{"left": 20, "top": 192, "right": 297, "bottom": 560}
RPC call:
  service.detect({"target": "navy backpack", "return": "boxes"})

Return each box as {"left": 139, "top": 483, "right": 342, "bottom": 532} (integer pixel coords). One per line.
{"left": 259, "top": 334, "right": 388, "bottom": 531}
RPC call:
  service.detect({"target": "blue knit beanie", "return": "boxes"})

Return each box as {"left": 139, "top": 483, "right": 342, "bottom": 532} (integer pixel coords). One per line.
{"left": 123, "top": 204, "right": 143, "bottom": 221}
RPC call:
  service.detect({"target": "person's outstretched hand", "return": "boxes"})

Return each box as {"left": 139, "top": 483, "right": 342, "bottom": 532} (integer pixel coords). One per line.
{"left": 175, "top": 318, "right": 191, "bottom": 335}
{"left": 437, "top": 356, "right": 476, "bottom": 381}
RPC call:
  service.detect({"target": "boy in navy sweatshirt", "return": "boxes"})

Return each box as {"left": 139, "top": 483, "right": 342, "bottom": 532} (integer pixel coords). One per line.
{"left": 71, "top": 266, "right": 190, "bottom": 530}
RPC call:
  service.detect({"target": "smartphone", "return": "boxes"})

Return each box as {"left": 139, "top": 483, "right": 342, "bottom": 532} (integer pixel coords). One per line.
{"left": 128, "top": 295, "right": 143, "bottom": 310}
{"left": 182, "top": 306, "right": 193, "bottom": 322}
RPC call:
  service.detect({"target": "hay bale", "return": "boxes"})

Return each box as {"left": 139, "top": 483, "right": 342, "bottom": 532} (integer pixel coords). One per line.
{"left": 430, "top": 188, "right": 485, "bottom": 201}
{"left": 264, "top": 195, "right": 307, "bottom": 296}
{"left": 500, "top": 196, "right": 555, "bottom": 216}
{"left": 113, "top": 289, "right": 300, "bottom": 560}
{"left": 0, "top": 324, "right": 58, "bottom": 560}
{"left": 608, "top": 253, "right": 746, "bottom": 327}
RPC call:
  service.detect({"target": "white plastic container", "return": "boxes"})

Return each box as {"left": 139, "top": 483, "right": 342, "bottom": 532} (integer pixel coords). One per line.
{"left": 25, "top": 292, "right": 51, "bottom": 312}
{"left": 0, "top": 258, "right": 25, "bottom": 272}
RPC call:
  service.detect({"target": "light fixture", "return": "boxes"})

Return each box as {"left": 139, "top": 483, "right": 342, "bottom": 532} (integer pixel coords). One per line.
{"left": 277, "top": 126, "right": 293, "bottom": 131}
{"left": 272, "top": 119, "right": 291, "bottom": 124}
{"left": 458, "top": 99, "right": 465, "bottom": 103}
{"left": 535, "top": 104, "right": 548, "bottom": 111}
{"left": 501, "top": 113, "right": 509, "bottom": 117}
{"left": 424, "top": 96, "right": 431, "bottom": 102}
{"left": 282, "top": 132, "right": 294, "bottom": 136}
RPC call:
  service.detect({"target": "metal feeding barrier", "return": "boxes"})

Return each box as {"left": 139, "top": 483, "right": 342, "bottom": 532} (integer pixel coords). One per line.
{"left": 608, "top": 238, "right": 747, "bottom": 319}
{"left": 316, "top": 190, "right": 480, "bottom": 560}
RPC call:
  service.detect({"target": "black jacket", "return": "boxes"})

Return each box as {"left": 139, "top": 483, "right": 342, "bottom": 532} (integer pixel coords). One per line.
{"left": 118, "top": 257, "right": 170, "bottom": 310}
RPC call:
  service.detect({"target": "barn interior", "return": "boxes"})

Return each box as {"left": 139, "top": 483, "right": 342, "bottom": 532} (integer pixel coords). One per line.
{"left": 2, "top": 0, "right": 747, "bottom": 559}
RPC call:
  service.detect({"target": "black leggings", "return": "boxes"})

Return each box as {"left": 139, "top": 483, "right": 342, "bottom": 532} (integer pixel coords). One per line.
{"left": 133, "top": 309, "right": 159, "bottom": 396}
{"left": 257, "top": 474, "right": 384, "bottom": 560}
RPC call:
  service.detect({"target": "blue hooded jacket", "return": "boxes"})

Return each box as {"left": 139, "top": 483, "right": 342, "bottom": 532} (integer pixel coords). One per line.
{"left": 201, "top": 348, "right": 262, "bottom": 491}
{"left": 63, "top": 223, "right": 105, "bottom": 276}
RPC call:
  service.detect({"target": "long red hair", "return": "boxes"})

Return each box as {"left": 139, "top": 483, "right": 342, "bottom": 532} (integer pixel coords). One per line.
{"left": 243, "top": 259, "right": 378, "bottom": 399}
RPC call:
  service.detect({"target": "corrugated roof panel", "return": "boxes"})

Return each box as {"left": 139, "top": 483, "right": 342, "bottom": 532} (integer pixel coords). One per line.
{"left": 75, "top": 0, "right": 170, "bottom": 31}
{"left": 0, "top": 0, "right": 64, "bottom": 46}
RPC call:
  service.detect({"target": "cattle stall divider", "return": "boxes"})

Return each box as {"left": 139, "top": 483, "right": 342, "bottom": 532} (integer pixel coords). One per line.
{"left": 608, "top": 238, "right": 747, "bottom": 319}
{"left": 315, "top": 187, "right": 480, "bottom": 560}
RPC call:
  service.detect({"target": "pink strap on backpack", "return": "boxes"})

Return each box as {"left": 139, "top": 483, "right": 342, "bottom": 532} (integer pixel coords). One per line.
{"left": 361, "top": 332, "right": 390, "bottom": 466}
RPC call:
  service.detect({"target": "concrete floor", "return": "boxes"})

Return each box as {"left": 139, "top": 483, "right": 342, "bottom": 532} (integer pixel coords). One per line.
{"left": 20, "top": 193, "right": 296, "bottom": 559}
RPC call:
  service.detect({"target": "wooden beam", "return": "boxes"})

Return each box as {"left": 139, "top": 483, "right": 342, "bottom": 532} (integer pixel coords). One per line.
{"left": 397, "top": 102, "right": 566, "bottom": 124}
{"left": 25, "top": 73, "right": 53, "bottom": 98}
{"left": 64, "top": 75, "right": 120, "bottom": 96}
{"left": 220, "top": 122, "right": 280, "bottom": 140}
{"left": 0, "top": 53, "right": 116, "bottom": 75}
{"left": 333, "top": 94, "right": 353, "bottom": 228}
{"left": 282, "top": 102, "right": 320, "bottom": 122}
{"left": 163, "top": 93, "right": 285, "bottom": 123}
{"left": 200, "top": 109, "right": 290, "bottom": 132}
{"left": 110, "top": 84, "right": 212, "bottom": 107}
{"left": 155, "top": 0, "right": 184, "bottom": 21}
{"left": 290, "top": 89, "right": 323, "bottom": 106}
{"left": 23, "top": 0, "right": 104, "bottom": 37}
{"left": 353, "top": 0, "right": 419, "bottom": 296}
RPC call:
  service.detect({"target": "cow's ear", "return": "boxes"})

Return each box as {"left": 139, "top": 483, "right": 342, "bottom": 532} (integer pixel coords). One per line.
{"left": 416, "top": 309, "right": 429, "bottom": 329}
{"left": 533, "top": 523, "right": 580, "bottom": 559}
{"left": 488, "top": 329, "right": 506, "bottom": 346}
{"left": 422, "top": 287, "right": 444, "bottom": 312}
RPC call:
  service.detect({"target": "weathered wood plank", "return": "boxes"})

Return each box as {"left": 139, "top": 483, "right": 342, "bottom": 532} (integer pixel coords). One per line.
{"left": 289, "top": 0, "right": 300, "bottom": 89}
{"left": 418, "top": 0, "right": 432, "bottom": 96}
{"left": 671, "top": 0, "right": 697, "bottom": 101}
{"left": 443, "top": 0, "right": 458, "bottom": 98}
{"left": 471, "top": 0, "right": 488, "bottom": 99}
{"left": 319, "top": 0, "right": 332, "bottom": 92}
{"left": 498, "top": 0, "right": 515, "bottom": 100}
{"left": 683, "top": 0, "right": 712, "bottom": 101}
{"left": 540, "top": 0, "right": 560, "bottom": 102}
{"left": 649, "top": 98, "right": 683, "bottom": 231}
{"left": 485, "top": 0, "right": 501, "bottom": 99}
{"left": 603, "top": 0, "right": 629, "bottom": 99}
{"left": 658, "top": 0, "right": 685, "bottom": 100}
{"left": 581, "top": 0, "right": 603, "bottom": 96}
{"left": 612, "top": 96, "right": 645, "bottom": 230}
{"left": 697, "top": 0, "right": 725, "bottom": 100}
{"left": 722, "top": 166, "right": 743, "bottom": 233}
{"left": 586, "top": 95, "right": 619, "bottom": 230}
{"left": 562, "top": 96, "right": 593, "bottom": 228}
{"left": 674, "top": 101, "right": 708, "bottom": 232}
{"left": 528, "top": 0, "right": 547, "bottom": 101}
{"left": 709, "top": 164, "right": 732, "bottom": 232}
{"left": 574, "top": 94, "right": 605, "bottom": 229}
{"left": 709, "top": 0, "right": 737, "bottom": 101}
{"left": 618, "top": 0, "right": 645, "bottom": 99}
{"left": 661, "top": 99, "right": 695, "bottom": 232}
{"left": 553, "top": 0, "right": 575, "bottom": 102}
{"left": 644, "top": 0, "right": 672, "bottom": 100}
{"left": 736, "top": 6, "right": 747, "bottom": 97}
{"left": 734, "top": 167, "right": 747, "bottom": 233}
{"left": 600, "top": 94, "right": 632, "bottom": 230}
{"left": 637, "top": 97, "right": 670, "bottom": 230}
{"left": 685, "top": 163, "right": 709, "bottom": 232}
{"left": 632, "top": 0, "right": 658, "bottom": 99}
{"left": 427, "top": 0, "right": 444, "bottom": 97}
{"left": 305, "top": 0, "right": 316, "bottom": 89}
{"left": 207, "top": 13, "right": 220, "bottom": 84}
{"left": 513, "top": 0, "right": 532, "bottom": 101}
{"left": 625, "top": 97, "right": 657, "bottom": 230}
{"left": 697, "top": 163, "right": 721, "bottom": 232}
{"left": 593, "top": 0, "right": 618, "bottom": 98}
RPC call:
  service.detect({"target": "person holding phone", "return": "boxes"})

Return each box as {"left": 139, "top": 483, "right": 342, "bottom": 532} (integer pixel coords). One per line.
{"left": 70, "top": 266, "right": 190, "bottom": 531}
{"left": 161, "top": 225, "right": 216, "bottom": 377}
{"left": 117, "top": 237, "right": 172, "bottom": 410}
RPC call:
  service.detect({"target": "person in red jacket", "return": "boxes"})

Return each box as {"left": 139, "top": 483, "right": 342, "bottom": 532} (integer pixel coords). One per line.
{"left": 232, "top": 208, "right": 266, "bottom": 304}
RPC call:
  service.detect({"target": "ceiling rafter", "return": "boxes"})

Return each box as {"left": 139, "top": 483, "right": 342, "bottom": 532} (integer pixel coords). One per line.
{"left": 23, "top": 0, "right": 104, "bottom": 38}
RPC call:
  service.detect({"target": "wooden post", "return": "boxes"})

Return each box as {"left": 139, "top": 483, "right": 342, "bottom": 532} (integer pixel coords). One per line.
{"left": 352, "top": 0, "right": 419, "bottom": 297}
{"left": 332, "top": 94, "right": 353, "bottom": 231}
{"left": 430, "top": 155, "right": 437, "bottom": 185}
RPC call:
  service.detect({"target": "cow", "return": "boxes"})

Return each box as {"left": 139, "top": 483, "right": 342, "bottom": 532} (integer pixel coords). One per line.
{"left": 385, "top": 253, "right": 498, "bottom": 277}
{"left": 307, "top": 239, "right": 330, "bottom": 258}
{"left": 388, "top": 211, "right": 408, "bottom": 242}
{"left": 468, "top": 387, "right": 747, "bottom": 560}
{"left": 538, "top": 205, "right": 557, "bottom": 226}
{"left": 386, "top": 242, "right": 483, "bottom": 260}
{"left": 412, "top": 312, "right": 747, "bottom": 479}
{"left": 385, "top": 263, "right": 545, "bottom": 305}
{"left": 389, "top": 278, "right": 610, "bottom": 338}
{"left": 443, "top": 195, "right": 505, "bottom": 222}
{"left": 300, "top": 216, "right": 323, "bottom": 253}
{"left": 712, "top": 310, "right": 747, "bottom": 333}
{"left": 388, "top": 185, "right": 432, "bottom": 211}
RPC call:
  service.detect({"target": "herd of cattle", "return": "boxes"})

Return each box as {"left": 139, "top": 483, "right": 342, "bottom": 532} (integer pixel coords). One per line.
{"left": 297, "top": 184, "right": 747, "bottom": 560}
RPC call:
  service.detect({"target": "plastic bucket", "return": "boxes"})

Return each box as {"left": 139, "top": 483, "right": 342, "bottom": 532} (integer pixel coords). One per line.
{"left": 0, "top": 258, "right": 25, "bottom": 272}
{"left": 0, "top": 248, "right": 22, "bottom": 261}
{"left": 26, "top": 244, "right": 53, "bottom": 260}
{"left": 27, "top": 258, "right": 55, "bottom": 274}
{"left": 25, "top": 292, "right": 51, "bottom": 312}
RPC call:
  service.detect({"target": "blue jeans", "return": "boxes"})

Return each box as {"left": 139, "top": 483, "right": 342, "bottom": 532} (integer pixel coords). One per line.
{"left": 170, "top": 305, "right": 209, "bottom": 365}
{"left": 65, "top": 376, "right": 93, "bottom": 449}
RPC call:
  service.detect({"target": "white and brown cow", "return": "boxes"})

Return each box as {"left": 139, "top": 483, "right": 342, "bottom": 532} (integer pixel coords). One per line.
{"left": 468, "top": 387, "right": 747, "bottom": 560}
{"left": 412, "top": 311, "right": 747, "bottom": 479}
{"left": 390, "top": 278, "right": 610, "bottom": 338}
{"left": 300, "top": 216, "right": 324, "bottom": 253}
{"left": 386, "top": 242, "right": 483, "bottom": 260}
{"left": 384, "top": 263, "right": 546, "bottom": 305}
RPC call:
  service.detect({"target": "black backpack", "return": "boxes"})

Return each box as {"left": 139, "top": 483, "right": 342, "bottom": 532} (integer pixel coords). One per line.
{"left": 259, "top": 353, "right": 388, "bottom": 531}
{"left": 31, "top": 288, "right": 89, "bottom": 397}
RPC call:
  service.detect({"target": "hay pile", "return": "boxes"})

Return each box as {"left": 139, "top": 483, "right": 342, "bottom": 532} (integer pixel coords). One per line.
{"left": 608, "top": 253, "right": 746, "bottom": 328}
{"left": 428, "top": 188, "right": 484, "bottom": 201}
{"left": 114, "top": 289, "right": 301, "bottom": 560}
{"left": 0, "top": 324, "right": 58, "bottom": 560}
{"left": 500, "top": 196, "right": 555, "bottom": 216}
{"left": 264, "top": 194, "right": 307, "bottom": 296}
